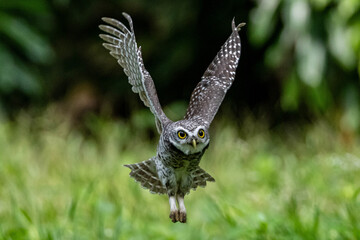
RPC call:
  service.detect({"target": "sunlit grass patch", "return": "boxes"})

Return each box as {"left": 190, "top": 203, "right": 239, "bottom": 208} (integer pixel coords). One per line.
{"left": 0, "top": 112, "right": 359, "bottom": 239}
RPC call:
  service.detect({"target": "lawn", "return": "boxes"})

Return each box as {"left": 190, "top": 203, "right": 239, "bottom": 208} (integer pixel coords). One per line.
{"left": 0, "top": 111, "right": 359, "bottom": 239}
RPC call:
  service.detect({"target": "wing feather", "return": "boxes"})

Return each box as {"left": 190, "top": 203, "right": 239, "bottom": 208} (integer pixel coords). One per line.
{"left": 184, "top": 19, "right": 245, "bottom": 126}
{"left": 99, "top": 13, "right": 170, "bottom": 133}
{"left": 124, "top": 158, "right": 167, "bottom": 195}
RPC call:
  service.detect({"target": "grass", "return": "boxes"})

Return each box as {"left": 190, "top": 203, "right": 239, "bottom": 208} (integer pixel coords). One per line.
{"left": 0, "top": 110, "right": 359, "bottom": 239}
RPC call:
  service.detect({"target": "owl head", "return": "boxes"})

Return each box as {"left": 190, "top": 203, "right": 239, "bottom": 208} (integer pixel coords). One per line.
{"left": 167, "top": 120, "right": 210, "bottom": 155}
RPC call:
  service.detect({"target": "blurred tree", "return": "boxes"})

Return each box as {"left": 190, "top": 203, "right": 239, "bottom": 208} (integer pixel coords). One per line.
{"left": 249, "top": 0, "right": 360, "bottom": 129}
{"left": 0, "top": 0, "right": 55, "bottom": 118}
{"left": 0, "top": 0, "right": 359, "bottom": 131}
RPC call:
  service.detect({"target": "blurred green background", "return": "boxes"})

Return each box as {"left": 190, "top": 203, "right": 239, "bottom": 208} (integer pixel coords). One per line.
{"left": 0, "top": 0, "right": 360, "bottom": 239}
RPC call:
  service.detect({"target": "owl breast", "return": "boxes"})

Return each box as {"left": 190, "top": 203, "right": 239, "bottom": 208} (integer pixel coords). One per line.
{"left": 174, "top": 160, "right": 190, "bottom": 181}
{"left": 157, "top": 136, "right": 207, "bottom": 171}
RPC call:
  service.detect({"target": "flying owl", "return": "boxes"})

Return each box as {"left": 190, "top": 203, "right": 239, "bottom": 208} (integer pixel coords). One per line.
{"left": 99, "top": 13, "right": 244, "bottom": 223}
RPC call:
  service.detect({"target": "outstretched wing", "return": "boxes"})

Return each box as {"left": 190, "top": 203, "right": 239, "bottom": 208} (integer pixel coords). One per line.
{"left": 184, "top": 20, "right": 245, "bottom": 127}
{"left": 99, "top": 13, "right": 170, "bottom": 133}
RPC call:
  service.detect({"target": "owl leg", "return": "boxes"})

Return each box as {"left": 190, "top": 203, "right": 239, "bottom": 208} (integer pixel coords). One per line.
{"left": 168, "top": 195, "right": 179, "bottom": 223}
{"left": 157, "top": 163, "right": 179, "bottom": 223}
{"left": 177, "top": 194, "right": 187, "bottom": 223}
{"left": 164, "top": 176, "right": 180, "bottom": 222}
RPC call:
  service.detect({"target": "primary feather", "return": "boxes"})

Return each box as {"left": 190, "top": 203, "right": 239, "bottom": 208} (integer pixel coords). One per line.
{"left": 99, "top": 13, "right": 170, "bottom": 133}
{"left": 184, "top": 20, "right": 245, "bottom": 127}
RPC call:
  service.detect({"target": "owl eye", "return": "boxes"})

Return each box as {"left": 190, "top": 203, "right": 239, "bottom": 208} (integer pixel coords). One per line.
{"left": 198, "top": 129, "right": 205, "bottom": 138}
{"left": 177, "top": 130, "right": 187, "bottom": 139}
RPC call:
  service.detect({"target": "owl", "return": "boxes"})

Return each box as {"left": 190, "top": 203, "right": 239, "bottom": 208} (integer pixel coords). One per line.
{"left": 99, "top": 13, "right": 244, "bottom": 223}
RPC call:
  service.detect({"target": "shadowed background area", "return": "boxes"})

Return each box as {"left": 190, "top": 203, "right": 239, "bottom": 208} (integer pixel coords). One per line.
{"left": 1, "top": 0, "right": 359, "bottom": 128}
{"left": 0, "top": 0, "right": 360, "bottom": 239}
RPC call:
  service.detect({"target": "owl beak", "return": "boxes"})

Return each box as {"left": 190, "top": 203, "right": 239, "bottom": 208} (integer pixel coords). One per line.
{"left": 192, "top": 139, "right": 197, "bottom": 149}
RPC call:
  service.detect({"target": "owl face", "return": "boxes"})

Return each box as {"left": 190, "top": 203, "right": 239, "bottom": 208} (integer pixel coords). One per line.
{"left": 168, "top": 121, "right": 210, "bottom": 155}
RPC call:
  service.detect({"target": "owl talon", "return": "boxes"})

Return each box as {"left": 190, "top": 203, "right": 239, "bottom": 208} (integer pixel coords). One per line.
{"left": 169, "top": 210, "right": 179, "bottom": 223}
{"left": 179, "top": 211, "right": 187, "bottom": 223}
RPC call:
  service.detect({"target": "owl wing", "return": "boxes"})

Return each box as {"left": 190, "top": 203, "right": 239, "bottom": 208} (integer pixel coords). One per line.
{"left": 99, "top": 13, "right": 170, "bottom": 133}
{"left": 184, "top": 20, "right": 245, "bottom": 126}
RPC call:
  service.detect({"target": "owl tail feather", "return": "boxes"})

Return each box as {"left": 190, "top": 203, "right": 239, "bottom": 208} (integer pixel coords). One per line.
{"left": 191, "top": 167, "right": 215, "bottom": 190}
{"left": 124, "top": 158, "right": 167, "bottom": 195}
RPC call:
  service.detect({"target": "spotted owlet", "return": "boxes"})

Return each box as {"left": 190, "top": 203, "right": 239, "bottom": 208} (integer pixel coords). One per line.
{"left": 99, "top": 13, "right": 245, "bottom": 223}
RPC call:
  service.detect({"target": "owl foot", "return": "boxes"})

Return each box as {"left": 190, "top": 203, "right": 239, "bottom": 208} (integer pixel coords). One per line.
{"left": 179, "top": 211, "right": 187, "bottom": 223}
{"left": 169, "top": 210, "right": 179, "bottom": 223}
{"left": 169, "top": 210, "right": 186, "bottom": 223}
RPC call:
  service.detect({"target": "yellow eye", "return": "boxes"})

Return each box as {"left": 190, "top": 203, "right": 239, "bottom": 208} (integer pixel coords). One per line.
{"left": 177, "top": 130, "right": 187, "bottom": 139}
{"left": 198, "top": 129, "right": 205, "bottom": 138}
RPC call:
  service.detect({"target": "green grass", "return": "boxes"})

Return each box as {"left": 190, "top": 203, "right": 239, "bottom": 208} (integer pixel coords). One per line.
{"left": 0, "top": 111, "right": 359, "bottom": 239}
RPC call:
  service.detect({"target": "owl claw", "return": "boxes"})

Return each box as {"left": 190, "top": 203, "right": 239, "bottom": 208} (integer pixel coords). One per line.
{"left": 169, "top": 210, "right": 179, "bottom": 223}
{"left": 169, "top": 210, "right": 186, "bottom": 223}
{"left": 179, "top": 211, "right": 187, "bottom": 223}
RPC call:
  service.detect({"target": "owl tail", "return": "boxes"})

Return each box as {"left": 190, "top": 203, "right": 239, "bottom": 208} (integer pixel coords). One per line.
{"left": 124, "top": 158, "right": 167, "bottom": 195}
{"left": 191, "top": 167, "right": 215, "bottom": 190}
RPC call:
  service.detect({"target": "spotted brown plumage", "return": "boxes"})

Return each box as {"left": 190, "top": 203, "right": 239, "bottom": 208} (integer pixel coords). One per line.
{"left": 99, "top": 14, "right": 170, "bottom": 133}
{"left": 99, "top": 12, "right": 245, "bottom": 223}
{"left": 185, "top": 20, "right": 245, "bottom": 126}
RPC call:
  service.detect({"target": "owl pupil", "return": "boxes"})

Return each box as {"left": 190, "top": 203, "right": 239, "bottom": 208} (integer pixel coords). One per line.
{"left": 178, "top": 130, "right": 186, "bottom": 139}
{"left": 198, "top": 129, "right": 205, "bottom": 138}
